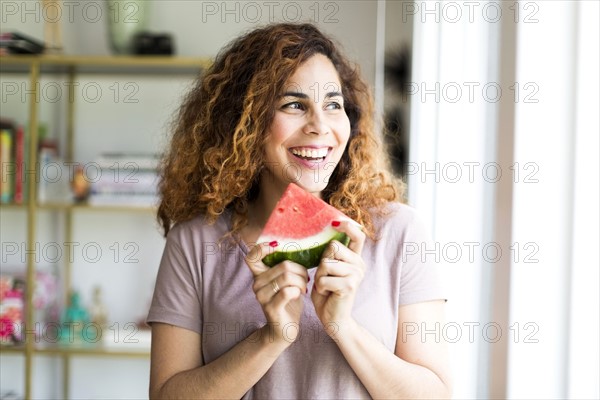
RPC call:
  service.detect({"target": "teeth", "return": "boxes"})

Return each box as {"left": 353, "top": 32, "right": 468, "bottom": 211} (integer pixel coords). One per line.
{"left": 291, "top": 148, "right": 328, "bottom": 159}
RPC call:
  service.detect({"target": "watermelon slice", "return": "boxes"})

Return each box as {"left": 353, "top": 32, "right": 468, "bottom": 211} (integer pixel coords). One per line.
{"left": 257, "top": 183, "right": 358, "bottom": 269}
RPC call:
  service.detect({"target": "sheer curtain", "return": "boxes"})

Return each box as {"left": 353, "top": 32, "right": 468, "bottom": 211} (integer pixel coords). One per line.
{"left": 406, "top": 1, "right": 599, "bottom": 398}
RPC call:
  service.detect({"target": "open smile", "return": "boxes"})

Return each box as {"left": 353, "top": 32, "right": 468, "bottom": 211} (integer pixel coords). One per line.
{"left": 288, "top": 146, "right": 332, "bottom": 165}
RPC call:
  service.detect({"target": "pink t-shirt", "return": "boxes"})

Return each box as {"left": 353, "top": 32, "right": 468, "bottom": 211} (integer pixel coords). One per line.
{"left": 147, "top": 202, "right": 445, "bottom": 399}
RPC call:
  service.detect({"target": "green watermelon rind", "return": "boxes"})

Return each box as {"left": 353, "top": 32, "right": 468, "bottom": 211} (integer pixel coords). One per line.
{"left": 262, "top": 232, "right": 350, "bottom": 269}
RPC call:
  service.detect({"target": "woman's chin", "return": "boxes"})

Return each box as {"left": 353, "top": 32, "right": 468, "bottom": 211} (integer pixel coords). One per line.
{"left": 289, "top": 179, "right": 328, "bottom": 196}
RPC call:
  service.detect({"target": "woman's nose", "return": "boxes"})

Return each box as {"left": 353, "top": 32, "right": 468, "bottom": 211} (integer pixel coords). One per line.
{"left": 302, "top": 111, "right": 330, "bottom": 136}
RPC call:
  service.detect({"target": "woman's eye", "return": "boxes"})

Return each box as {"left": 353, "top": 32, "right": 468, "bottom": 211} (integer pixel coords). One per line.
{"left": 282, "top": 101, "right": 304, "bottom": 110}
{"left": 325, "top": 101, "right": 342, "bottom": 110}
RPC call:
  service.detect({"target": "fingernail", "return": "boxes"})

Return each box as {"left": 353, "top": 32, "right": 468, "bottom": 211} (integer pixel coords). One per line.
{"left": 307, "top": 276, "right": 311, "bottom": 282}
{"left": 269, "top": 241, "right": 278, "bottom": 247}
{"left": 331, "top": 220, "right": 341, "bottom": 227}
{"left": 305, "top": 287, "right": 308, "bottom": 294}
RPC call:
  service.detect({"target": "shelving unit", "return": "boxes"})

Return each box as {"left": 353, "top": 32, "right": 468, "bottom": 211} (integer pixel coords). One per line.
{"left": 0, "top": 54, "right": 211, "bottom": 399}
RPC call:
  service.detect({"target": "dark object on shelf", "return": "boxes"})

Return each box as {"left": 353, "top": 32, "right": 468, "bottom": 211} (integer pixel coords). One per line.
{"left": 132, "top": 32, "right": 175, "bottom": 55}
{"left": 0, "top": 32, "right": 45, "bottom": 54}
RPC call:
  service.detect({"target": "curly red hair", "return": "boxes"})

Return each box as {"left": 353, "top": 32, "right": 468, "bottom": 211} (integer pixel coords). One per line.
{"left": 157, "top": 23, "right": 404, "bottom": 238}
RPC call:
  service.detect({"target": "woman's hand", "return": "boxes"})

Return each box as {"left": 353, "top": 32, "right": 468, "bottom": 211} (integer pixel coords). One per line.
{"left": 245, "top": 242, "right": 309, "bottom": 347}
{"left": 311, "top": 220, "right": 366, "bottom": 337}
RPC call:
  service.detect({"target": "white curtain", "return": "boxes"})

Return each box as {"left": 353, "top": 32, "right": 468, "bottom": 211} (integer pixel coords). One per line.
{"left": 407, "top": 1, "right": 599, "bottom": 398}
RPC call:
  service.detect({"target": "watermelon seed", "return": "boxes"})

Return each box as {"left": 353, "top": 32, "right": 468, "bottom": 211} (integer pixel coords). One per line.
{"left": 293, "top": 206, "right": 299, "bottom": 212}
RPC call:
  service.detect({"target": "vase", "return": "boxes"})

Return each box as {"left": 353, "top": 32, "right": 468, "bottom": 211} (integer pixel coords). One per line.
{"left": 106, "top": 0, "right": 148, "bottom": 54}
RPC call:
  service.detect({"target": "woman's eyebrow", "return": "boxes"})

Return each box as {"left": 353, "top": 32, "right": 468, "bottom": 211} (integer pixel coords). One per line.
{"left": 279, "top": 91, "right": 309, "bottom": 99}
{"left": 324, "top": 91, "right": 343, "bottom": 99}
{"left": 279, "top": 91, "right": 343, "bottom": 99}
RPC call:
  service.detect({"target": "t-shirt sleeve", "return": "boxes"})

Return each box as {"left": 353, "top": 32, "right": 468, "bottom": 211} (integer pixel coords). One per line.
{"left": 397, "top": 210, "right": 446, "bottom": 305}
{"left": 146, "top": 226, "right": 203, "bottom": 334}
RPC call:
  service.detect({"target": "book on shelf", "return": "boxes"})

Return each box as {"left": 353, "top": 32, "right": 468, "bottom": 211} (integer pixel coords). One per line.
{"left": 93, "top": 152, "right": 160, "bottom": 170}
{"left": 0, "top": 118, "right": 28, "bottom": 205}
{"left": 87, "top": 193, "right": 158, "bottom": 207}
{"left": 0, "top": 121, "right": 13, "bottom": 203}
{"left": 14, "top": 125, "right": 24, "bottom": 203}
{"left": 87, "top": 152, "right": 160, "bottom": 207}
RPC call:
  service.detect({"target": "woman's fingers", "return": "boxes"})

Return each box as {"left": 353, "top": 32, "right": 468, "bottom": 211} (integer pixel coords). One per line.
{"left": 244, "top": 241, "right": 274, "bottom": 277}
{"left": 245, "top": 243, "right": 308, "bottom": 345}
{"left": 309, "top": 223, "right": 367, "bottom": 329}
{"left": 313, "top": 237, "right": 366, "bottom": 296}
{"left": 321, "top": 239, "right": 361, "bottom": 265}
{"left": 312, "top": 273, "right": 361, "bottom": 296}
{"left": 254, "top": 262, "right": 308, "bottom": 304}
{"left": 331, "top": 219, "right": 366, "bottom": 255}
{"left": 246, "top": 242, "right": 308, "bottom": 305}
{"left": 313, "top": 258, "right": 363, "bottom": 292}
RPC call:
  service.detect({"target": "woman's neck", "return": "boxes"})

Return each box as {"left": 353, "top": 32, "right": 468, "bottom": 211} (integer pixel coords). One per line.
{"left": 239, "top": 179, "right": 286, "bottom": 245}
{"left": 247, "top": 182, "right": 286, "bottom": 230}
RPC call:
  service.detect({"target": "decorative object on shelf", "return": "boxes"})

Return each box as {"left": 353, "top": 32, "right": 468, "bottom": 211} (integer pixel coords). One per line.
{"left": 37, "top": 134, "right": 59, "bottom": 204}
{"left": 89, "top": 285, "right": 108, "bottom": 329}
{"left": 106, "top": 0, "right": 149, "bottom": 54}
{"left": 132, "top": 32, "right": 175, "bottom": 55}
{"left": 42, "top": 0, "right": 63, "bottom": 53}
{"left": 0, "top": 268, "right": 60, "bottom": 345}
{"left": 0, "top": 32, "right": 45, "bottom": 54}
{"left": 37, "top": 129, "right": 73, "bottom": 205}
{"left": 71, "top": 165, "right": 90, "bottom": 203}
{"left": 0, "top": 276, "right": 24, "bottom": 345}
{"left": 32, "top": 270, "right": 60, "bottom": 329}
{"left": 60, "top": 291, "right": 91, "bottom": 346}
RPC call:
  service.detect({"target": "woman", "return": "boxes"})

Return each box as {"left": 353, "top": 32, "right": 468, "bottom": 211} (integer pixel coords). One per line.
{"left": 147, "top": 23, "right": 451, "bottom": 399}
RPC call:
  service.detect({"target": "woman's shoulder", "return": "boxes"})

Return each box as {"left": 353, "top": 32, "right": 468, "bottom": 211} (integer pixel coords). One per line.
{"left": 166, "top": 211, "right": 232, "bottom": 243}
{"left": 371, "top": 201, "right": 419, "bottom": 227}
{"left": 370, "top": 201, "right": 429, "bottom": 240}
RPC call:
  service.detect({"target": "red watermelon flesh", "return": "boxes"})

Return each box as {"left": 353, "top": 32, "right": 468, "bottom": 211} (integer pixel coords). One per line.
{"left": 257, "top": 183, "right": 358, "bottom": 268}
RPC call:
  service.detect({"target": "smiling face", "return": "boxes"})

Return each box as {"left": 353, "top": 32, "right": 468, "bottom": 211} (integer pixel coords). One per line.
{"left": 260, "top": 54, "right": 351, "bottom": 199}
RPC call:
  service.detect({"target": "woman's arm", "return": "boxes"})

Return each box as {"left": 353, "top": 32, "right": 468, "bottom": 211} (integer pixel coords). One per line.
{"left": 150, "top": 242, "right": 309, "bottom": 399}
{"left": 312, "top": 221, "right": 451, "bottom": 399}
{"left": 149, "top": 322, "right": 289, "bottom": 399}
{"left": 332, "top": 300, "right": 452, "bottom": 399}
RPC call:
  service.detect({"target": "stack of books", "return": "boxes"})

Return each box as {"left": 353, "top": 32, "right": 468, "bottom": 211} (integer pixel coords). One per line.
{"left": 88, "top": 153, "right": 160, "bottom": 207}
